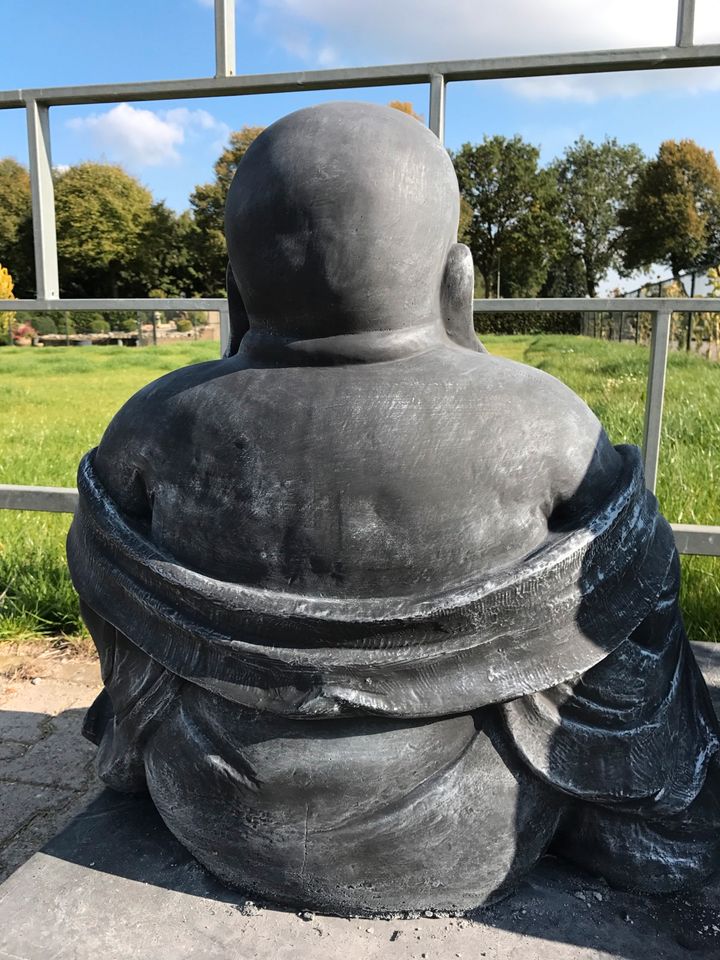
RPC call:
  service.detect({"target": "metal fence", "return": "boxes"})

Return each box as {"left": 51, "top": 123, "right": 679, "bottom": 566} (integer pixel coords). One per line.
{"left": 1, "top": 0, "right": 719, "bottom": 558}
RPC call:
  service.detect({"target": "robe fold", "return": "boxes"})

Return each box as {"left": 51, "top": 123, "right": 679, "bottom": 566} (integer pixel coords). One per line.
{"left": 68, "top": 441, "right": 720, "bottom": 913}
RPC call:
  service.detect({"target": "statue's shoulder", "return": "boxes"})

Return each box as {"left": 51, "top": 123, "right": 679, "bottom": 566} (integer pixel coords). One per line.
{"left": 454, "top": 350, "right": 622, "bottom": 510}
{"left": 92, "top": 358, "right": 230, "bottom": 513}
{"left": 452, "top": 349, "right": 600, "bottom": 424}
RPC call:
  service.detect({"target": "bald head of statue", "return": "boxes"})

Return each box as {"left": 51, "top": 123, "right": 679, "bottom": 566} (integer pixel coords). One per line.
{"left": 224, "top": 101, "right": 478, "bottom": 353}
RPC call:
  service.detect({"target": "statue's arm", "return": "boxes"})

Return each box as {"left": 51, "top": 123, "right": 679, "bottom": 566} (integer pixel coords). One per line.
{"left": 541, "top": 381, "right": 625, "bottom": 528}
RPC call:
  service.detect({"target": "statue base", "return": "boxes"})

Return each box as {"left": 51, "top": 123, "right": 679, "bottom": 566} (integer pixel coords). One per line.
{"left": 0, "top": 787, "right": 717, "bottom": 960}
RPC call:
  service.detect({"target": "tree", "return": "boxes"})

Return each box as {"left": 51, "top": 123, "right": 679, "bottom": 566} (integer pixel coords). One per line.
{"left": 388, "top": 100, "right": 424, "bottom": 122}
{"left": 0, "top": 159, "right": 32, "bottom": 296}
{"left": 620, "top": 139, "right": 720, "bottom": 281}
{"left": 190, "top": 126, "right": 264, "bottom": 292}
{"left": 132, "top": 204, "right": 202, "bottom": 296}
{"left": 0, "top": 262, "right": 15, "bottom": 345}
{"left": 552, "top": 137, "right": 645, "bottom": 297}
{"left": 54, "top": 163, "right": 154, "bottom": 297}
{"left": 453, "top": 135, "right": 564, "bottom": 297}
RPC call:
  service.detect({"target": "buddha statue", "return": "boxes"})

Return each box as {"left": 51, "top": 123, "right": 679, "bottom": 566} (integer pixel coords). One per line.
{"left": 68, "top": 102, "right": 719, "bottom": 915}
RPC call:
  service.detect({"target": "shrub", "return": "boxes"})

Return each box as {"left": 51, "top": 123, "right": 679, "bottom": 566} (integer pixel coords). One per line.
{"left": 13, "top": 322, "right": 37, "bottom": 341}
{"left": 113, "top": 317, "right": 137, "bottom": 333}
{"left": 71, "top": 312, "right": 104, "bottom": 334}
{"left": 30, "top": 315, "right": 58, "bottom": 335}
{"left": 175, "top": 318, "right": 193, "bottom": 332}
{"left": 104, "top": 311, "right": 135, "bottom": 332}
{"left": 474, "top": 311, "right": 582, "bottom": 336}
{"left": 89, "top": 318, "right": 110, "bottom": 334}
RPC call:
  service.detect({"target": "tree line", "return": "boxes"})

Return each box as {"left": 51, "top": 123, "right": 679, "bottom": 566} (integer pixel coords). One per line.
{"left": 1, "top": 106, "right": 720, "bottom": 304}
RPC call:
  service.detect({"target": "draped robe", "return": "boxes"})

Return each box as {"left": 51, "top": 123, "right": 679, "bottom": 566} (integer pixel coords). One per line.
{"left": 67, "top": 338, "right": 720, "bottom": 914}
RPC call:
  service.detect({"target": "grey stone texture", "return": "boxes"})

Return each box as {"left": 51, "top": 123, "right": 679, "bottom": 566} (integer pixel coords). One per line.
{"left": 0, "top": 778, "right": 719, "bottom": 960}
{"left": 65, "top": 102, "right": 719, "bottom": 914}
{"left": 0, "top": 652, "right": 102, "bottom": 883}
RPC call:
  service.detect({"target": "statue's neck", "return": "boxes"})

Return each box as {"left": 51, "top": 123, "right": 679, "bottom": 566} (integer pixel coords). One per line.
{"left": 236, "top": 321, "right": 450, "bottom": 367}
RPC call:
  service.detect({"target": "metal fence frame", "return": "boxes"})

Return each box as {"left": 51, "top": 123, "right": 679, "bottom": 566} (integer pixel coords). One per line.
{"left": 1, "top": 0, "right": 719, "bottom": 556}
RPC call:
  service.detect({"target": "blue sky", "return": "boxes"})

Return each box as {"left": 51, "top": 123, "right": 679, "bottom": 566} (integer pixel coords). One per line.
{"left": 1, "top": 0, "right": 720, "bottom": 293}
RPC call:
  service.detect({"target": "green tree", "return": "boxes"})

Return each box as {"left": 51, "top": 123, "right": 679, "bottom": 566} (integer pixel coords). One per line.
{"left": 190, "top": 126, "right": 264, "bottom": 292}
{"left": 452, "top": 136, "right": 564, "bottom": 298}
{"left": 54, "top": 163, "right": 153, "bottom": 297}
{"left": 132, "top": 204, "right": 202, "bottom": 296}
{"left": 0, "top": 262, "right": 15, "bottom": 345}
{"left": 552, "top": 137, "right": 645, "bottom": 297}
{"left": 388, "top": 100, "right": 424, "bottom": 123}
{"left": 620, "top": 139, "right": 720, "bottom": 281}
{"left": 0, "top": 159, "right": 33, "bottom": 296}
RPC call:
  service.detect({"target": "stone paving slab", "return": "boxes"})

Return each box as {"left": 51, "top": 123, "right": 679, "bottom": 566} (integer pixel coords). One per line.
{"left": 2, "top": 710, "right": 98, "bottom": 788}
{"left": 0, "top": 652, "right": 102, "bottom": 884}
{"left": 0, "top": 789, "right": 718, "bottom": 960}
{"left": 0, "top": 642, "right": 718, "bottom": 960}
{"left": 0, "top": 782, "right": 76, "bottom": 847}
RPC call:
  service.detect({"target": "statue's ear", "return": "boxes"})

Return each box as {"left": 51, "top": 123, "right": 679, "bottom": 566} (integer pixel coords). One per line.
{"left": 224, "top": 261, "right": 250, "bottom": 358}
{"left": 441, "top": 243, "right": 486, "bottom": 353}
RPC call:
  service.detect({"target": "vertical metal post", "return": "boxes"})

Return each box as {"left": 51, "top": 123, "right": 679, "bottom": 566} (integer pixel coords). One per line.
{"left": 26, "top": 99, "right": 59, "bottom": 300}
{"left": 219, "top": 303, "right": 230, "bottom": 356}
{"left": 676, "top": 0, "right": 695, "bottom": 47}
{"left": 428, "top": 74, "right": 446, "bottom": 144}
{"left": 214, "top": 0, "right": 236, "bottom": 77}
{"left": 642, "top": 307, "right": 672, "bottom": 494}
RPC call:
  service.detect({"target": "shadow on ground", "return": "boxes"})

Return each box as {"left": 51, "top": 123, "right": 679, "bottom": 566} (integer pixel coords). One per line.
{"left": 0, "top": 648, "right": 718, "bottom": 959}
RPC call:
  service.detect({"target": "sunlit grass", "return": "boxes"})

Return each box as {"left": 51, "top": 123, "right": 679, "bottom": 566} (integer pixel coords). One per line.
{"left": 1, "top": 337, "right": 718, "bottom": 642}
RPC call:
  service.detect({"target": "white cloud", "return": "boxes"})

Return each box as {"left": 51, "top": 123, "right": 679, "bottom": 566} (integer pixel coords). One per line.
{"left": 67, "top": 104, "right": 230, "bottom": 168}
{"left": 256, "top": 0, "right": 720, "bottom": 99}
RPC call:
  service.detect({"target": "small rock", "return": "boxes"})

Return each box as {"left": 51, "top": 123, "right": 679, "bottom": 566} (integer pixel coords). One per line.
{"left": 365, "top": 927, "right": 374, "bottom": 933}
{"left": 574, "top": 892, "right": 587, "bottom": 901}
{"left": 30, "top": 677, "right": 41, "bottom": 685}
{"left": 299, "top": 910, "right": 314, "bottom": 921}
{"left": 390, "top": 930, "right": 401, "bottom": 942}
{"left": 593, "top": 892, "right": 603, "bottom": 902}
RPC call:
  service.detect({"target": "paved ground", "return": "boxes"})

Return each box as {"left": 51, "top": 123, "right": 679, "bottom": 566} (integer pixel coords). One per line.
{"left": 0, "top": 642, "right": 719, "bottom": 960}
{"left": 0, "top": 646, "right": 102, "bottom": 884}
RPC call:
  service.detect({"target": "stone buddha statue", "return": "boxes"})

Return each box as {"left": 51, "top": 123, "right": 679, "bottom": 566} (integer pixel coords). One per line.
{"left": 68, "top": 102, "right": 719, "bottom": 915}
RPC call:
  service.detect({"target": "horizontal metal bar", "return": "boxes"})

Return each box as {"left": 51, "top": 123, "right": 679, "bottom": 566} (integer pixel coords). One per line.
{"left": 0, "top": 298, "right": 226, "bottom": 312}
{"left": 1, "top": 42, "right": 720, "bottom": 109}
{"left": 1, "top": 486, "right": 717, "bottom": 558}
{"left": 671, "top": 524, "right": 720, "bottom": 556}
{"left": 0, "top": 484, "right": 78, "bottom": 513}
{"left": 2, "top": 297, "right": 717, "bottom": 314}
{"left": 472, "top": 297, "right": 719, "bottom": 313}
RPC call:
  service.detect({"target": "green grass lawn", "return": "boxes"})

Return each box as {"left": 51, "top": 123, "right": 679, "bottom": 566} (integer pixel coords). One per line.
{"left": 0, "top": 335, "right": 718, "bottom": 642}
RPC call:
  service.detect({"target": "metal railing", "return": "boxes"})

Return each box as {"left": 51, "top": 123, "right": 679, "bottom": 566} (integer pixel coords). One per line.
{"left": 0, "top": 0, "right": 719, "bottom": 557}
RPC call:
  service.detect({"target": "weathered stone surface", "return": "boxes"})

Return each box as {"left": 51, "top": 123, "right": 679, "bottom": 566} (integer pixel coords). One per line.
{"left": 0, "top": 782, "right": 74, "bottom": 846}
{"left": 0, "top": 741, "right": 27, "bottom": 761}
{"left": 0, "top": 656, "right": 103, "bottom": 884}
{"left": 0, "top": 707, "right": 46, "bottom": 745}
{"left": 0, "top": 790, "right": 718, "bottom": 960}
{"left": 2, "top": 709, "right": 97, "bottom": 788}
{"left": 0, "top": 786, "right": 103, "bottom": 884}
